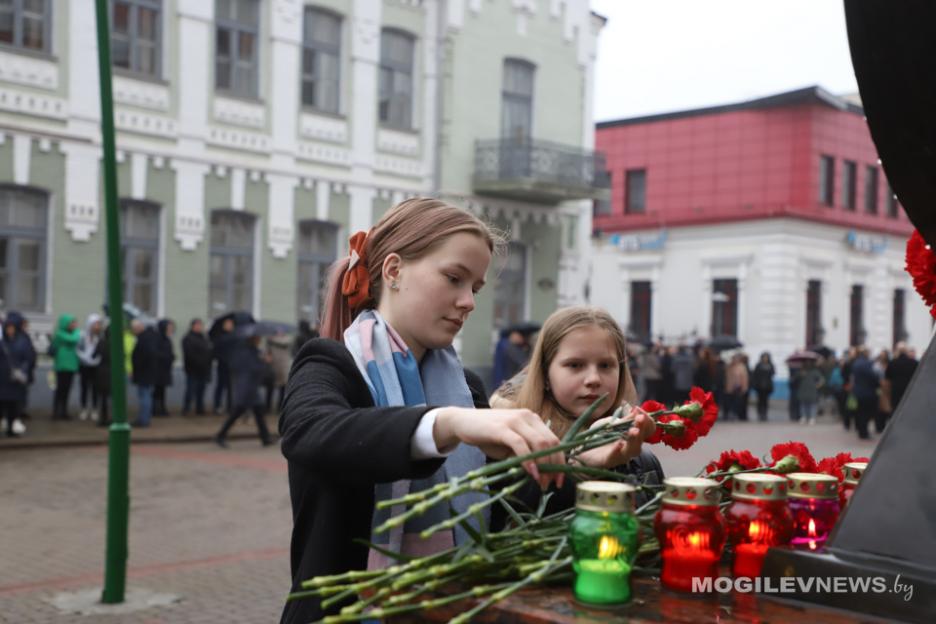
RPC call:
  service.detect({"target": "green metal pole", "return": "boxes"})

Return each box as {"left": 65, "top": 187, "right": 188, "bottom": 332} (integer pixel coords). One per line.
{"left": 95, "top": 0, "right": 131, "bottom": 605}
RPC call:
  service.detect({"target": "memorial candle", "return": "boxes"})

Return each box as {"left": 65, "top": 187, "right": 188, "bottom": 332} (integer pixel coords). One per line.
{"left": 654, "top": 477, "right": 725, "bottom": 592}
{"left": 786, "top": 473, "right": 840, "bottom": 551}
{"left": 841, "top": 462, "right": 868, "bottom": 507}
{"left": 569, "top": 481, "right": 639, "bottom": 606}
{"left": 725, "top": 474, "right": 794, "bottom": 578}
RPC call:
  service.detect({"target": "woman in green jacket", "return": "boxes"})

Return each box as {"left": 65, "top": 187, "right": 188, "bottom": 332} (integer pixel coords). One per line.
{"left": 51, "top": 314, "right": 81, "bottom": 420}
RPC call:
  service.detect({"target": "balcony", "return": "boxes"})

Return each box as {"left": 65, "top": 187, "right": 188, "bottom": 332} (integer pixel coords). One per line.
{"left": 473, "top": 138, "right": 611, "bottom": 204}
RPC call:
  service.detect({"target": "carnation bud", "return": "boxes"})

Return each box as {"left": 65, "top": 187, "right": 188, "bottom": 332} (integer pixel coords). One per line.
{"left": 671, "top": 402, "right": 703, "bottom": 421}
{"left": 661, "top": 419, "right": 686, "bottom": 436}
{"left": 772, "top": 454, "right": 800, "bottom": 473}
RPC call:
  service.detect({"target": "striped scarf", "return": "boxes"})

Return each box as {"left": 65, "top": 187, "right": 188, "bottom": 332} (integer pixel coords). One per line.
{"left": 343, "top": 310, "right": 487, "bottom": 569}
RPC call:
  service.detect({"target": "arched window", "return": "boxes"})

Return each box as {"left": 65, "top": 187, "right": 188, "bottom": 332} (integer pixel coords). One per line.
{"left": 296, "top": 220, "right": 338, "bottom": 323}
{"left": 209, "top": 210, "right": 255, "bottom": 316}
{"left": 120, "top": 199, "right": 160, "bottom": 315}
{"left": 0, "top": 185, "right": 48, "bottom": 312}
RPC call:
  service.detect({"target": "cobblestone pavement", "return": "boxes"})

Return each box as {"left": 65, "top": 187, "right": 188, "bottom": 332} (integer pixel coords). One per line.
{"left": 1, "top": 442, "right": 292, "bottom": 623}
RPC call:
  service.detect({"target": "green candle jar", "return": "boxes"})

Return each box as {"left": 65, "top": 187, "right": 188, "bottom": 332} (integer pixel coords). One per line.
{"left": 569, "top": 481, "right": 639, "bottom": 607}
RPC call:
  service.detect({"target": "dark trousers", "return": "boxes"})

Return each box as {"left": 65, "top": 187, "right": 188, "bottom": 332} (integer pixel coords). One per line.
{"left": 2, "top": 400, "right": 21, "bottom": 435}
{"left": 79, "top": 365, "right": 99, "bottom": 409}
{"left": 97, "top": 393, "right": 110, "bottom": 426}
{"left": 874, "top": 409, "right": 891, "bottom": 434}
{"left": 855, "top": 396, "right": 876, "bottom": 439}
{"left": 213, "top": 367, "right": 231, "bottom": 412}
{"left": 153, "top": 385, "right": 169, "bottom": 415}
{"left": 788, "top": 395, "right": 800, "bottom": 422}
{"left": 755, "top": 389, "right": 770, "bottom": 421}
{"left": 184, "top": 375, "right": 208, "bottom": 414}
{"left": 53, "top": 371, "right": 75, "bottom": 419}
{"left": 264, "top": 383, "right": 285, "bottom": 414}
{"left": 216, "top": 402, "right": 271, "bottom": 444}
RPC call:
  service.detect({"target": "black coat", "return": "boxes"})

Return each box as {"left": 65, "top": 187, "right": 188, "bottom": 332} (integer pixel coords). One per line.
{"left": 154, "top": 321, "right": 175, "bottom": 387}
{"left": 229, "top": 340, "right": 267, "bottom": 408}
{"left": 182, "top": 331, "right": 213, "bottom": 381}
{"left": 131, "top": 327, "right": 160, "bottom": 386}
{"left": 0, "top": 332, "right": 31, "bottom": 402}
{"left": 278, "top": 339, "right": 488, "bottom": 624}
{"left": 94, "top": 329, "right": 112, "bottom": 394}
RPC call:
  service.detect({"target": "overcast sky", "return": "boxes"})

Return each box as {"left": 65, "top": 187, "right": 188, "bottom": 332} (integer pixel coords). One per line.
{"left": 591, "top": 0, "right": 859, "bottom": 122}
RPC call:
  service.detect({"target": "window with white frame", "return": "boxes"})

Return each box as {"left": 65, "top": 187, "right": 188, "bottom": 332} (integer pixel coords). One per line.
{"left": 378, "top": 29, "right": 414, "bottom": 129}
{"left": 0, "top": 185, "right": 48, "bottom": 312}
{"left": 296, "top": 220, "right": 338, "bottom": 324}
{"left": 0, "top": 0, "right": 52, "bottom": 53}
{"left": 209, "top": 210, "right": 255, "bottom": 316}
{"left": 215, "top": 0, "right": 260, "bottom": 98}
{"left": 301, "top": 7, "right": 341, "bottom": 114}
{"left": 111, "top": 0, "right": 161, "bottom": 76}
{"left": 493, "top": 242, "right": 527, "bottom": 329}
{"left": 501, "top": 59, "right": 535, "bottom": 143}
{"left": 711, "top": 278, "right": 738, "bottom": 338}
{"left": 120, "top": 200, "right": 160, "bottom": 316}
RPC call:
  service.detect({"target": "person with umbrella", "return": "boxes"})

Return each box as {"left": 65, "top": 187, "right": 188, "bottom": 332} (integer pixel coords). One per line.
{"left": 214, "top": 325, "right": 274, "bottom": 447}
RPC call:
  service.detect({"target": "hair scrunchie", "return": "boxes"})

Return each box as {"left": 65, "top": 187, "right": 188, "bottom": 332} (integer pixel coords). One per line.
{"left": 341, "top": 230, "right": 371, "bottom": 309}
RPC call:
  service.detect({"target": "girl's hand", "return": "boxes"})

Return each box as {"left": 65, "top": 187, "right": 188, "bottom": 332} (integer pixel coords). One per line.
{"left": 576, "top": 406, "right": 656, "bottom": 470}
{"left": 434, "top": 407, "right": 566, "bottom": 490}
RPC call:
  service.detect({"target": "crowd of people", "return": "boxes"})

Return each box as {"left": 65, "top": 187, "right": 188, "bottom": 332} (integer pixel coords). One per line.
{"left": 0, "top": 310, "right": 321, "bottom": 438}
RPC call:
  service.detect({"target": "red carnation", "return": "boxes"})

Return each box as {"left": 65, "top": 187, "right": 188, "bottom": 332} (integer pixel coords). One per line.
{"left": 642, "top": 400, "right": 666, "bottom": 444}
{"left": 817, "top": 452, "right": 870, "bottom": 481}
{"left": 906, "top": 229, "right": 936, "bottom": 318}
{"left": 658, "top": 414, "right": 699, "bottom": 450}
{"left": 769, "top": 441, "right": 817, "bottom": 473}
{"left": 685, "top": 387, "right": 718, "bottom": 436}
{"left": 705, "top": 449, "right": 762, "bottom": 480}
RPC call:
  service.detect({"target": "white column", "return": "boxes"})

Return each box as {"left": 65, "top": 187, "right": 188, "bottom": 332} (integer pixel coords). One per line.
{"left": 177, "top": 2, "right": 213, "bottom": 153}
{"left": 349, "top": 0, "right": 381, "bottom": 182}
{"left": 422, "top": 0, "right": 440, "bottom": 190}
{"left": 348, "top": 185, "right": 376, "bottom": 233}
{"left": 270, "top": 0, "right": 302, "bottom": 160}
{"left": 171, "top": 160, "right": 210, "bottom": 250}
{"left": 267, "top": 173, "right": 297, "bottom": 258}
{"left": 67, "top": 0, "right": 100, "bottom": 136}
{"left": 60, "top": 143, "right": 101, "bottom": 241}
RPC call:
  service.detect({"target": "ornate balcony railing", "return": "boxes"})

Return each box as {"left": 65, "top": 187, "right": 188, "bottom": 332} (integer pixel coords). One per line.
{"left": 473, "top": 138, "right": 611, "bottom": 204}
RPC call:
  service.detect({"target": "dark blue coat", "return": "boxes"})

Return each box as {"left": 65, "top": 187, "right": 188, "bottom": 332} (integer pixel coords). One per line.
{"left": 0, "top": 329, "right": 32, "bottom": 402}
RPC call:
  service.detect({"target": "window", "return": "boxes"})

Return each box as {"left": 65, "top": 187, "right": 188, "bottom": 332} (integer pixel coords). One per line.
{"left": 818, "top": 155, "right": 834, "bottom": 206}
{"left": 501, "top": 59, "right": 535, "bottom": 143}
{"left": 711, "top": 278, "right": 738, "bottom": 338}
{"left": 493, "top": 242, "right": 527, "bottom": 329}
{"left": 120, "top": 200, "right": 160, "bottom": 315}
{"left": 111, "top": 0, "right": 160, "bottom": 76}
{"left": 629, "top": 281, "right": 651, "bottom": 344}
{"left": 378, "top": 29, "right": 414, "bottom": 129}
{"left": 625, "top": 169, "right": 646, "bottom": 214}
{"left": 0, "top": 186, "right": 47, "bottom": 311}
{"left": 886, "top": 182, "right": 900, "bottom": 219}
{"left": 301, "top": 7, "right": 340, "bottom": 114}
{"left": 864, "top": 165, "right": 879, "bottom": 214}
{"left": 215, "top": 0, "right": 259, "bottom": 98}
{"left": 805, "top": 279, "right": 822, "bottom": 347}
{"left": 296, "top": 220, "right": 338, "bottom": 324}
{"left": 849, "top": 284, "right": 865, "bottom": 347}
{"left": 209, "top": 210, "right": 255, "bottom": 316}
{"left": 893, "top": 288, "right": 906, "bottom": 348}
{"left": 843, "top": 160, "right": 857, "bottom": 211}
{"left": 0, "top": 0, "right": 51, "bottom": 53}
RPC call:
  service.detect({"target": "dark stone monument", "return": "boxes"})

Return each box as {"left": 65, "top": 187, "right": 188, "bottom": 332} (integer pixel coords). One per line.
{"left": 761, "top": 3, "right": 936, "bottom": 622}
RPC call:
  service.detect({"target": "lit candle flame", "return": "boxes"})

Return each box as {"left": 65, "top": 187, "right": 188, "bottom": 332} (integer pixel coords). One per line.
{"left": 807, "top": 518, "right": 818, "bottom": 550}
{"left": 598, "top": 535, "right": 622, "bottom": 559}
{"left": 671, "top": 530, "right": 710, "bottom": 552}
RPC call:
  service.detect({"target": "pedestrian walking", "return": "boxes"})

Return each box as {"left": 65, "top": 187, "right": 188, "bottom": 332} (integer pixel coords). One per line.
{"left": 182, "top": 318, "right": 213, "bottom": 415}
{"left": 265, "top": 331, "right": 292, "bottom": 413}
{"left": 849, "top": 347, "right": 879, "bottom": 440}
{"left": 131, "top": 319, "right": 159, "bottom": 427}
{"left": 278, "top": 198, "right": 566, "bottom": 623}
{"left": 795, "top": 360, "right": 824, "bottom": 425}
{"left": 670, "top": 346, "right": 694, "bottom": 403}
{"left": 212, "top": 317, "right": 236, "bottom": 414}
{"left": 77, "top": 313, "right": 103, "bottom": 421}
{"left": 50, "top": 314, "right": 81, "bottom": 420}
{"left": 215, "top": 333, "right": 273, "bottom": 447}
{"left": 751, "top": 352, "right": 775, "bottom": 421}
{"left": 153, "top": 319, "right": 176, "bottom": 416}
{"left": 886, "top": 342, "right": 918, "bottom": 416}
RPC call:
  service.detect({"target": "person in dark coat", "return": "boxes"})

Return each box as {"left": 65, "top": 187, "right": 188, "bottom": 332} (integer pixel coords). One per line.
{"left": 885, "top": 342, "right": 918, "bottom": 416}
{"left": 291, "top": 320, "right": 319, "bottom": 358}
{"left": 1, "top": 317, "right": 31, "bottom": 436}
{"left": 212, "top": 317, "right": 236, "bottom": 414}
{"left": 182, "top": 319, "right": 213, "bottom": 415}
{"left": 214, "top": 334, "right": 272, "bottom": 447}
{"left": 93, "top": 325, "right": 113, "bottom": 427}
{"left": 153, "top": 319, "right": 176, "bottom": 416}
{"left": 4, "top": 312, "right": 36, "bottom": 420}
{"left": 850, "top": 347, "right": 879, "bottom": 440}
{"left": 751, "top": 352, "right": 775, "bottom": 421}
{"left": 131, "top": 320, "right": 159, "bottom": 427}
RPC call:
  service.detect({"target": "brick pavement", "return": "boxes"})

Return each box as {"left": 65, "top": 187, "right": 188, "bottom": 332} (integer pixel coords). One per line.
{"left": 0, "top": 442, "right": 293, "bottom": 623}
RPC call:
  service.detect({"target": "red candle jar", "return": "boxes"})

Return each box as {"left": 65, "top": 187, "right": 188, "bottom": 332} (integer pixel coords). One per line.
{"left": 725, "top": 474, "right": 794, "bottom": 578}
{"left": 841, "top": 462, "right": 867, "bottom": 507}
{"left": 786, "top": 473, "right": 840, "bottom": 551}
{"left": 654, "top": 477, "right": 725, "bottom": 592}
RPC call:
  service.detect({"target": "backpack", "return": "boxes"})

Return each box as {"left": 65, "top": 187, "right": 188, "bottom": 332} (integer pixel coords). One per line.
{"left": 828, "top": 366, "right": 844, "bottom": 390}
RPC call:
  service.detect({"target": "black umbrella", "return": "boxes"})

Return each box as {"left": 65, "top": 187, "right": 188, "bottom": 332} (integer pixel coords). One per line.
{"left": 807, "top": 345, "right": 835, "bottom": 359}
{"left": 707, "top": 335, "right": 743, "bottom": 351}
{"left": 209, "top": 311, "right": 256, "bottom": 340}
{"left": 235, "top": 320, "right": 296, "bottom": 338}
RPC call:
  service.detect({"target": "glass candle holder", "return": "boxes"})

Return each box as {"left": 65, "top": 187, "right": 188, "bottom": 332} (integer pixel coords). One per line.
{"left": 725, "top": 474, "right": 794, "bottom": 578}
{"left": 786, "top": 473, "right": 840, "bottom": 551}
{"left": 654, "top": 477, "right": 725, "bottom": 592}
{"left": 569, "top": 481, "right": 639, "bottom": 607}
{"left": 841, "top": 462, "right": 868, "bottom": 507}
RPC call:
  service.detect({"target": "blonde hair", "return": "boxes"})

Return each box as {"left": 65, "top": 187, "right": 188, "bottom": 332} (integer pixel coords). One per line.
{"left": 495, "top": 306, "right": 638, "bottom": 438}
{"left": 320, "top": 197, "right": 504, "bottom": 340}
